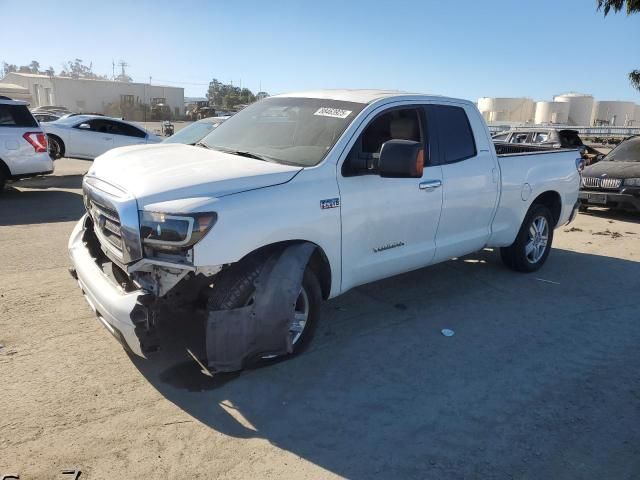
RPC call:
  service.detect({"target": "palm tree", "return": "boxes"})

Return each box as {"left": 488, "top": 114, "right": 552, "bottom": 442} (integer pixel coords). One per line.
{"left": 597, "top": 0, "right": 640, "bottom": 91}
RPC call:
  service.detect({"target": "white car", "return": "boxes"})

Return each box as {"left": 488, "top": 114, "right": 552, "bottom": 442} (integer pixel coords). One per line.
{"left": 69, "top": 90, "right": 581, "bottom": 372}
{"left": 163, "top": 116, "right": 228, "bottom": 145}
{"left": 0, "top": 96, "right": 54, "bottom": 193}
{"left": 43, "top": 115, "right": 162, "bottom": 160}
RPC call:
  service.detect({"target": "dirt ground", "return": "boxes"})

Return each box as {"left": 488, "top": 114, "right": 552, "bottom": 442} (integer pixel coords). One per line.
{"left": 1, "top": 159, "right": 640, "bottom": 479}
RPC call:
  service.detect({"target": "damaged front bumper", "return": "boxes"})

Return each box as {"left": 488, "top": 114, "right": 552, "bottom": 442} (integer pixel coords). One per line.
{"left": 69, "top": 217, "right": 152, "bottom": 356}
{"left": 68, "top": 215, "right": 204, "bottom": 357}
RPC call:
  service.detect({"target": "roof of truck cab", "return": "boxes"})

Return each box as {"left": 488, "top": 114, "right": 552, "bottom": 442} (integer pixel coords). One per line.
{"left": 274, "top": 89, "right": 463, "bottom": 105}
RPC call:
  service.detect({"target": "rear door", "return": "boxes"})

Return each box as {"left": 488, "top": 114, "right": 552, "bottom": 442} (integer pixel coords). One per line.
{"left": 71, "top": 119, "right": 114, "bottom": 158}
{"left": 108, "top": 120, "right": 148, "bottom": 148}
{"left": 425, "top": 103, "right": 500, "bottom": 263}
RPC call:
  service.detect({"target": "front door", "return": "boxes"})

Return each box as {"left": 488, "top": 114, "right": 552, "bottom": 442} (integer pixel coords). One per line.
{"left": 338, "top": 106, "right": 443, "bottom": 292}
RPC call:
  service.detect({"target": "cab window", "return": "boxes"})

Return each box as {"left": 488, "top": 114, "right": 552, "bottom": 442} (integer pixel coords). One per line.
{"left": 342, "top": 107, "right": 423, "bottom": 176}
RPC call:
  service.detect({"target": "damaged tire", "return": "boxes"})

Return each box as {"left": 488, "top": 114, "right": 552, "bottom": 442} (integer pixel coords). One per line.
{"left": 207, "top": 253, "right": 322, "bottom": 356}
{"left": 500, "top": 203, "right": 554, "bottom": 273}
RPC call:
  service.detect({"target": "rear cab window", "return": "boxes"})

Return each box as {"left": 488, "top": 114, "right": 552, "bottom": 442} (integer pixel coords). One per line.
{"left": 531, "top": 132, "right": 550, "bottom": 143}
{"left": 0, "top": 104, "right": 38, "bottom": 128}
{"left": 426, "top": 104, "right": 477, "bottom": 164}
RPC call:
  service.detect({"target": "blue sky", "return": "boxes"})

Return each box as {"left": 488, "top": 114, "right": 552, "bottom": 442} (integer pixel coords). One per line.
{"left": 2, "top": 0, "right": 639, "bottom": 102}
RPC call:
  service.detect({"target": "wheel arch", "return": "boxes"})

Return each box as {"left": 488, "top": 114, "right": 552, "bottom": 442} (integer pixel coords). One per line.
{"left": 235, "top": 240, "right": 332, "bottom": 300}
{"left": 531, "top": 190, "right": 562, "bottom": 227}
{"left": 46, "top": 133, "right": 65, "bottom": 157}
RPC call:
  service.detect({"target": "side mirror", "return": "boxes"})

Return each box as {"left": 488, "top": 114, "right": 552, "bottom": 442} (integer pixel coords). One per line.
{"left": 78, "top": 123, "right": 91, "bottom": 130}
{"left": 378, "top": 139, "right": 424, "bottom": 178}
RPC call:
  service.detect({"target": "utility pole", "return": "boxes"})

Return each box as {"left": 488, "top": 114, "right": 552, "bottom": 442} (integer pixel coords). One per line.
{"left": 117, "top": 60, "right": 129, "bottom": 80}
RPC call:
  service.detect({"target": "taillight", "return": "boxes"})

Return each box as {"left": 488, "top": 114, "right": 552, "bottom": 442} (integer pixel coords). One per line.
{"left": 22, "top": 132, "right": 48, "bottom": 153}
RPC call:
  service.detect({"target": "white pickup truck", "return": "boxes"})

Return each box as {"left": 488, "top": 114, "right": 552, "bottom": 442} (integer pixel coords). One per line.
{"left": 69, "top": 90, "right": 581, "bottom": 372}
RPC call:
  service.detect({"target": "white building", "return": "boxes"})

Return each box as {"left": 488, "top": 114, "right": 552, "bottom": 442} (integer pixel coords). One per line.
{"left": 552, "top": 93, "right": 594, "bottom": 126}
{"left": 534, "top": 101, "right": 570, "bottom": 125}
{"left": 0, "top": 82, "right": 32, "bottom": 103}
{"left": 477, "top": 97, "right": 535, "bottom": 123}
{"left": 0, "top": 72, "right": 184, "bottom": 119}
{"left": 590, "top": 100, "right": 636, "bottom": 126}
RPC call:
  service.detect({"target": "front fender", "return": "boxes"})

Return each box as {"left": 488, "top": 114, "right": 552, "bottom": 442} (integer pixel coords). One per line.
{"left": 192, "top": 168, "right": 342, "bottom": 297}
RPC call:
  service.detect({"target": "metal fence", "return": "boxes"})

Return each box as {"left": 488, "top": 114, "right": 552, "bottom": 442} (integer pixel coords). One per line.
{"left": 488, "top": 124, "right": 640, "bottom": 138}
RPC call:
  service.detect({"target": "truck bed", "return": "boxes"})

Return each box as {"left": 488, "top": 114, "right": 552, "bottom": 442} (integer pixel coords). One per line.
{"left": 493, "top": 142, "right": 577, "bottom": 157}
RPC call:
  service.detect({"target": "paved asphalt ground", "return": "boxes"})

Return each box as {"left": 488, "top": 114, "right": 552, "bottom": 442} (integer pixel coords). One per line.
{"left": 1, "top": 158, "right": 639, "bottom": 479}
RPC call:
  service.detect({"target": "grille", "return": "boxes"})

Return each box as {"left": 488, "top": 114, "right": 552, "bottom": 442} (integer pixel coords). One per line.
{"left": 582, "top": 176, "right": 622, "bottom": 190}
{"left": 89, "top": 200, "right": 123, "bottom": 251}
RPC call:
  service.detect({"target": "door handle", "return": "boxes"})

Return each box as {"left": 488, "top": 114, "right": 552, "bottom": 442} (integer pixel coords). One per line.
{"left": 419, "top": 180, "right": 442, "bottom": 191}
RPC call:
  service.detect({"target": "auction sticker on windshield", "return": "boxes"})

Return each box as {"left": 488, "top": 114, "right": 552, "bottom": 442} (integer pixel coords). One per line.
{"left": 314, "top": 107, "right": 352, "bottom": 119}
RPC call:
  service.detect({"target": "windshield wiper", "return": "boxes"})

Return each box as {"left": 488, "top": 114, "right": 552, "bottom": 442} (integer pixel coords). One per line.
{"left": 213, "top": 147, "right": 274, "bottom": 162}
{"left": 234, "top": 150, "right": 275, "bottom": 162}
{"left": 194, "top": 141, "right": 211, "bottom": 149}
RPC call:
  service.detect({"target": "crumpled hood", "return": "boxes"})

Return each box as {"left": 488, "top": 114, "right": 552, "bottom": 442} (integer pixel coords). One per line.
{"left": 583, "top": 160, "right": 640, "bottom": 180}
{"left": 87, "top": 143, "right": 302, "bottom": 207}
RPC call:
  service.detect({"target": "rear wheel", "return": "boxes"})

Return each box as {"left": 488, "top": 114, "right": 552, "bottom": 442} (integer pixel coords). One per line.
{"left": 500, "top": 204, "right": 554, "bottom": 273}
{"left": 48, "top": 135, "right": 63, "bottom": 159}
{"left": 207, "top": 253, "right": 321, "bottom": 356}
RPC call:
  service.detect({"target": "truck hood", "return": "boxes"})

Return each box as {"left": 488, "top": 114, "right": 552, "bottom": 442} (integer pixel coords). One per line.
{"left": 583, "top": 160, "right": 640, "bottom": 180}
{"left": 87, "top": 144, "right": 303, "bottom": 207}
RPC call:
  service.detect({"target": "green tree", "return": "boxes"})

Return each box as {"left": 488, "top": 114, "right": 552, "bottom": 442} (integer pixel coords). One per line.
{"left": 207, "top": 78, "right": 258, "bottom": 109}
{"left": 597, "top": 0, "right": 640, "bottom": 90}
{"left": 28, "top": 60, "right": 40, "bottom": 73}
{"left": 60, "top": 59, "right": 107, "bottom": 80}
{"left": 2, "top": 62, "right": 17, "bottom": 77}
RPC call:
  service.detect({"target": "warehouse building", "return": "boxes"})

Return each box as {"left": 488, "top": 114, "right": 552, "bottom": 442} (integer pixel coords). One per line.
{"left": 0, "top": 72, "right": 184, "bottom": 120}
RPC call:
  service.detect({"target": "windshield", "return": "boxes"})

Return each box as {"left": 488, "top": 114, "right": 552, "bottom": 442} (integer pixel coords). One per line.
{"left": 606, "top": 136, "right": 640, "bottom": 162}
{"left": 201, "top": 97, "right": 366, "bottom": 166}
{"left": 164, "top": 119, "right": 223, "bottom": 145}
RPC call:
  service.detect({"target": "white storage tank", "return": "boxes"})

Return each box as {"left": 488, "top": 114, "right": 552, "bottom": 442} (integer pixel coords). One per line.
{"left": 534, "top": 101, "right": 570, "bottom": 124}
{"left": 591, "top": 101, "right": 636, "bottom": 126}
{"left": 477, "top": 97, "right": 535, "bottom": 123}
{"left": 553, "top": 93, "right": 594, "bottom": 126}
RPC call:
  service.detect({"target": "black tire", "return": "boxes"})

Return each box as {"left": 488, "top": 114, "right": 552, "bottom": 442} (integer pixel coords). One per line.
{"left": 48, "top": 135, "right": 63, "bottom": 159}
{"left": 0, "top": 168, "right": 6, "bottom": 196}
{"left": 500, "top": 204, "right": 555, "bottom": 273}
{"left": 207, "top": 253, "right": 322, "bottom": 356}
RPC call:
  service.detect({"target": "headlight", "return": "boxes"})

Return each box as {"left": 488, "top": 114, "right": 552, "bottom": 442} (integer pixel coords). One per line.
{"left": 624, "top": 178, "right": 640, "bottom": 186}
{"left": 139, "top": 211, "right": 217, "bottom": 249}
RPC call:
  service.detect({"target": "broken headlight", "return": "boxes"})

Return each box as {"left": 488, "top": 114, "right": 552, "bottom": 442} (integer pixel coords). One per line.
{"left": 139, "top": 211, "right": 217, "bottom": 249}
